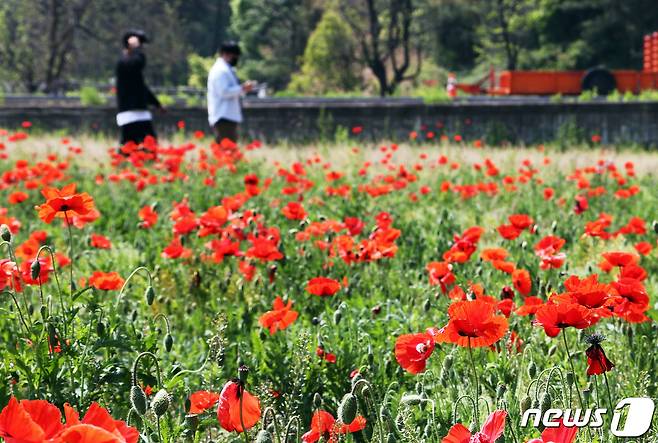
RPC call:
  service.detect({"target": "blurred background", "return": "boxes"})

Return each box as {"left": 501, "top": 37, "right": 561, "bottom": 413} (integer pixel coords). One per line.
{"left": 1, "top": 0, "right": 657, "bottom": 104}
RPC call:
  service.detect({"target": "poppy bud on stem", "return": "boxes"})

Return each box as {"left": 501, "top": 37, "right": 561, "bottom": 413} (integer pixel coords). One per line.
{"left": 154, "top": 313, "right": 173, "bottom": 352}
{"left": 130, "top": 352, "right": 163, "bottom": 417}
{"left": 0, "top": 224, "right": 11, "bottom": 242}
{"left": 260, "top": 407, "right": 281, "bottom": 443}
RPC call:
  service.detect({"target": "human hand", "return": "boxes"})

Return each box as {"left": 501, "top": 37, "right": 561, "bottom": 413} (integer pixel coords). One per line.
{"left": 242, "top": 81, "right": 256, "bottom": 93}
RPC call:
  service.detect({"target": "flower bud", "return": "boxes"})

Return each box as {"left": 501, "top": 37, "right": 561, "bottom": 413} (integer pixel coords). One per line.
{"left": 151, "top": 389, "right": 171, "bottom": 417}
{"left": 164, "top": 334, "right": 173, "bottom": 352}
{"left": 333, "top": 309, "right": 342, "bottom": 325}
{"left": 313, "top": 393, "right": 322, "bottom": 408}
{"left": 96, "top": 321, "right": 105, "bottom": 337}
{"left": 130, "top": 385, "right": 148, "bottom": 415}
{"left": 145, "top": 286, "right": 155, "bottom": 305}
{"left": 566, "top": 371, "right": 574, "bottom": 387}
{"left": 539, "top": 392, "right": 551, "bottom": 412}
{"left": 527, "top": 361, "right": 537, "bottom": 378}
{"left": 0, "top": 224, "right": 11, "bottom": 242}
{"left": 338, "top": 393, "right": 358, "bottom": 424}
{"left": 520, "top": 395, "right": 532, "bottom": 414}
{"left": 496, "top": 384, "right": 506, "bottom": 398}
{"left": 182, "top": 414, "right": 199, "bottom": 441}
{"left": 444, "top": 354, "right": 453, "bottom": 370}
{"left": 238, "top": 365, "right": 249, "bottom": 384}
{"left": 387, "top": 433, "right": 397, "bottom": 443}
{"left": 423, "top": 298, "right": 431, "bottom": 312}
{"left": 547, "top": 344, "right": 557, "bottom": 357}
{"left": 653, "top": 220, "right": 658, "bottom": 234}
{"left": 30, "top": 260, "right": 41, "bottom": 281}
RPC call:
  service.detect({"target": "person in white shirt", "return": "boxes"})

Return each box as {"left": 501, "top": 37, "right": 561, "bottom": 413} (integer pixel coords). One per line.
{"left": 207, "top": 41, "right": 255, "bottom": 143}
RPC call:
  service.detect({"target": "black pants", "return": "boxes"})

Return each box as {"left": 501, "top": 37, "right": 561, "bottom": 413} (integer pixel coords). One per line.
{"left": 120, "top": 120, "right": 157, "bottom": 145}
{"left": 213, "top": 118, "right": 239, "bottom": 143}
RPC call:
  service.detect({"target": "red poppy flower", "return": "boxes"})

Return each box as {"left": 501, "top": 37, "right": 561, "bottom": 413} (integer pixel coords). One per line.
{"left": 61, "top": 402, "right": 139, "bottom": 443}
{"left": 394, "top": 327, "right": 439, "bottom": 374}
{"left": 497, "top": 224, "right": 522, "bottom": 240}
{"left": 480, "top": 248, "right": 508, "bottom": 262}
{"left": 88, "top": 271, "right": 125, "bottom": 291}
{"left": 551, "top": 274, "right": 617, "bottom": 320}
{"left": 515, "top": 296, "right": 544, "bottom": 316}
{"left": 442, "top": 410, "right": 506, "bottom": 443}
{"left": 301, "top": 410, "right": 366, "bottom": 443}
{"left": 20, "top": 258, "right": 53, "bottom": 285}
{"left": 586, "top": 342, "right": 614, "bottom": 376}
{"left": 216, "top": 380, "right": 261, "bottom": 433}
{"left": 533, "top": 303, "right": 592, "bottom": 337}
{"left": 508, "top": 214, "right": 533, "bottom": 230}
{"left": 512, "top": 268, "right": 532, "bottom": 295}
{"left": 197, "top": 206, "right": 229, "bottom": 237}
{"left": 492, "top": 260, "right": 516, "bottom": 274}
{"left": 426, "top": 261, "right": 455, "bottom": 292}
{"left": 188, "top": 390, "right": 220, "bottom": 414}
{"left": 307, "top": 277, "right": 340, "bottom": 296}
{"left": 612, "top": 278, "right": 650, "bottom": 323}
{"left": 161, "top": 236, "right": 192, "bottom": 259}
{"left": 138, "top": 206, "right": 158, "bottom": 228}
{"left": 601, "top": 251, "right": 638, "bottom": 267}
{"left": 8, "top": 191, "right": 28, "bottom": 205}
{"left": 535, "top": 235, "right": 567, "bottom": 269}
{"left": 0, "top": 397, "right": 138, "bottom": 443}
{"left": 36, "top": 183, "right": 96, "bottom": 224}
{"left": 281, "top": 201, "right": 307, "bottom": 220}
{"left": 0, "top": 397, "right": 63, "bottom": 441}
{"left": 90, "top": 233, "right": 112, "bottom": 249}
{"left": 527, "top": 422, "right": 578, "bottom": 443}
{"left": 258, "top": 296, "right": 299, "bottom": 334}
{"left": 634, "top": 242, "right": 652, "bottom": 256}
{"left": 316, "top": 347, "right": 337, "bottom": 363}
{"left": 436, "top": 299, "right": 508, "bottom": 348}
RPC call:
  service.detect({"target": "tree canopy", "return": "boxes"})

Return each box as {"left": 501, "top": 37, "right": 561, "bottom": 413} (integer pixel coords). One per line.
{"left": 0, "top": 0, "right": 656, "bottom": 95}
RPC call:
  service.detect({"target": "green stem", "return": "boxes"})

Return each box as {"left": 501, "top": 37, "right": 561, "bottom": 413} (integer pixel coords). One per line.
{"left": 561, "top": 331, "right": 584, "bottom": 409}
{"left": 63, "top": 211, "right": 74, "bottom": 295}
{"left": 467, "top": 338, "right": 479, "bottom": 428}
{"left": 562, "top": 330, "right": 592, "bottom": 441}
{"left": 3, "top": 290, "right": 30, "bottom": 333}
{"left": 239, "top": 386, "right": 249, "bottom": 443}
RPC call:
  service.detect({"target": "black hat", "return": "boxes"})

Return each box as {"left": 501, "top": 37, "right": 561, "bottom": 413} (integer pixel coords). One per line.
{"left": 123, "top": 29, "right": 149, "bottom": 48}
{"left": 220, "top": 41, "right": 241, "bottom": 55}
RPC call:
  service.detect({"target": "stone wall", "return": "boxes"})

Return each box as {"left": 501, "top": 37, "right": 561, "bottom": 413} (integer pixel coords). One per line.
{"left": 0, "top": 98, "right": 657, "bottom": 146}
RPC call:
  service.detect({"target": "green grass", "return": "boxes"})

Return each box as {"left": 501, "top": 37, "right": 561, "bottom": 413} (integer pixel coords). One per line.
{"left": 0, "top": 134, "right": 656, "bottom": 442}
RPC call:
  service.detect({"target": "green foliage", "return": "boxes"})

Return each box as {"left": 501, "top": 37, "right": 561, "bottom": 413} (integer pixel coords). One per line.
{"left": 79, "top": 86, "right": 106, "bottom": 106}
{"left": 555, "top": 116, "right": 585, "bottom": 149}
{"left": 156, "top": 94, "right": 176, "bottom": 107}
{"left": 187, "top": 53, "right": 215, "bottom": 89}
{"left": 1, "top": 136, "right": 658, "bottom": 441}
{"left": 288, "top": 9, "right": 360, "bottom": 95}
{"left": 230, "top": 0, "right": 323, "bottom": 90}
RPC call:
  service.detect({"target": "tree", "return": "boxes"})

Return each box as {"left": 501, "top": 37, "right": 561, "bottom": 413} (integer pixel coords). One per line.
{"left": 476, "top": 0, "right": 536, "bottom": 70}
{"left": 338, "top": 0, "right": 423, "bottom": 96}
{"left": 418, "top": 0, "right": 480, "bottom": 71}
{"left": 230, "top": 0, "right": 324, "bottom": 90}
{"left": 288, "top": 8, "right": 360, "bottom": 94}
{"left": 0, "top": 0, "right": 95, "bottom": 92}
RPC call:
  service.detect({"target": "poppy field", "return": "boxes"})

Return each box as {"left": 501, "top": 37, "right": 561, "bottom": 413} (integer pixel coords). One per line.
{"left": 0, "top": 130, "right": 657, "bottom": 443}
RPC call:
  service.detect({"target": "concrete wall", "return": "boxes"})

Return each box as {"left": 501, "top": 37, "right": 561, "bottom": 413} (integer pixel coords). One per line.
{"left": 0, "top": 98, "right": 656, "bottom": 146}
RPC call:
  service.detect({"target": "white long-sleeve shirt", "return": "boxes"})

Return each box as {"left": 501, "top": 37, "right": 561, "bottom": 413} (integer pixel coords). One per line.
{"left": 207, "top": 58, "right": 243, "bottom": 126}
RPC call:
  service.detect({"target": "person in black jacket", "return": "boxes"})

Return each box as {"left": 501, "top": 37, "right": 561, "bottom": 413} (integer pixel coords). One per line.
{"left": 115, "top": 30, "right": 163, "bottom": 145}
